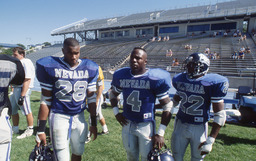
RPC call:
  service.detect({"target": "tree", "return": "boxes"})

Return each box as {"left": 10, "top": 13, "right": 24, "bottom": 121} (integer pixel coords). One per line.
{"left": 0, "top": 47, "right": 13, "bottom": 56}
{"left": 17, "top": 43, "right": 26, "bottom": 49}
{"left": 43, "top": 42, "right": 51, "bottom": 46}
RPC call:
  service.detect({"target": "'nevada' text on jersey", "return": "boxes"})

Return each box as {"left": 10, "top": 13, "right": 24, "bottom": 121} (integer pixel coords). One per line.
{"left": 55, "top": 68, "right": 89, "bottom": 79}
{"left": 120, "top": 79, "right": 150, "bottom": 89}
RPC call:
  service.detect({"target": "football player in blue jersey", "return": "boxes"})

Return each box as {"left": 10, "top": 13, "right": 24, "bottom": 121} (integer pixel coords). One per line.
{"left": 0, "top": 54, "right": 25, "bottom": 161}
{"left": 110, "top": 47, "right": 173, "bottom": 161}
{"left": 35, "top": 38, "right": 99, "bottom": 161}
{"left": 171, "top": 53, "right": 229, "bottom": 161}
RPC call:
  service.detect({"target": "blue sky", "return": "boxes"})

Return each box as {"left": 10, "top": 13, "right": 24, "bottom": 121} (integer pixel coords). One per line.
{"left": 0, "top": 0, "right": 221, "bottom": 46}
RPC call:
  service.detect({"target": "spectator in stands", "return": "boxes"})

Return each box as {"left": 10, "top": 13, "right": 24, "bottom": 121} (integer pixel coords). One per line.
{"left": 246, "top": 47, "right": 251, "bottom": 54}
{"left": 243, "top": 35, "right": 247, "bottom": 40}
{"left": 219, "top": 30, "right": 222, "bottom": 36}
{"left": 209, "top": 52, "right": 216, "bottom": 60}
{"left": 157, "top": 36, "right": 162, "bottom": 42}
{"left": 166, "top": 35, "right": 170, "bottom": 41}
{"left": 216, "top": 53, "right": 220, "bottom": 59}
{"left": 166, "top": 65, "right": 172, "bottom": 72}
{"left": 239, "top": 50, "right": 245, "bottom": 59}
{"left": 10, "top": 47, "right": 35, "bottom": 139}
{"left": 213, "top": 32, "right": 217, "bottom": 37}
{"left": 166, "top": 49, "right": 173, "bottom": 57}
{"left": 172, "top": 58, "right": 179, "bottom": 66}
{"left": 240, "top": 46, "right": 245, "bottom": 53}
{"left": 185, "top": 44, "right": 192, "bottom": 50}
{"left": 149, "top": 37, "right": 156, "bottom": 42}
{"left": 231, "top": 51, "right": 238, "bottom": 59}
{"left": 239, "top": 35, "right": 243, "bottom": 43}
{"left": 224, "top": 31, "right": 228, "bottom": 37}
{"left": 233, "top": 32, "right": 237, "bottom": 37}
{"left": 238, "top": 32, "right": 242, "bottom": 37}
{"left": 205, "top": 47, "right": 210, "bottom": 54}
{"left": 162, "top": 36, "right": 166, "bottom": 41}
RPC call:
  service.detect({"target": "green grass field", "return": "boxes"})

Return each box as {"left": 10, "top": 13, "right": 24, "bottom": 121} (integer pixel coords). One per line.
{"left": 11, "top": 91, "right": 256, "bottom": 161}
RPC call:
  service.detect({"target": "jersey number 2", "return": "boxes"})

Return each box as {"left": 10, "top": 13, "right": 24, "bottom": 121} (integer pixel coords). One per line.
{"left": 55, "top": 80, "right": 87, "bottom": 102}
{"left": 179, "top": 91, "right": 204, "bottom": 116}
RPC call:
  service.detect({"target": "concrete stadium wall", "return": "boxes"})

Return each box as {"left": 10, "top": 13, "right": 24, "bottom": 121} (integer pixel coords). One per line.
{"left": 227, "top": 76, "right": 255, "bottom": 89}
{"left": 249, "top": 17, "right": 256, "bottom": 32}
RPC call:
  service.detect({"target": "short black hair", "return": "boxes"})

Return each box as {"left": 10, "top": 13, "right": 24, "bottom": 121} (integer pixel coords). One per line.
{"left": 63, "top": 38, "right": 79, "bottom": 48}
{"left": 132, "top": 47, "right": 146, "bottom": 53}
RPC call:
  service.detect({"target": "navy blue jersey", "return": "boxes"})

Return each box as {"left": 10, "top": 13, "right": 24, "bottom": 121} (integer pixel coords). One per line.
{"left": 36, "top": 56, "right": 98, "bottom": 115}
{"left": 111, "top": 67, "right": 172, "bottom": 123}
{"left": 173, "top": 72, "right": 229, "bottom": 124}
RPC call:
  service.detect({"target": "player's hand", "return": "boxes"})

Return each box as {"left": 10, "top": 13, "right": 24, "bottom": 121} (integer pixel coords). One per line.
{"left": 35, "top": 132, "right": 47, "bottom": 147}
{"left": 18, "top": 96, "right": 25, "bottom": 106}
{"left": 89, "top": 126, "right": 98, "bottom": 141}
{"left": 115, "top": 113, "right": 128, "bottom": 126}
{"left": 198, "top": 137, "right": 215, "bottom": 155}
{"left": 152, "top": 134, "right": 165, "bottom": 149}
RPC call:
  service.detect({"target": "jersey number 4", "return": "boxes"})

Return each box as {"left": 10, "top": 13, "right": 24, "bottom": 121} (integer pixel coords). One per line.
{"left": 55, "top": 80, "right": 87, "bottom": 102}
{"left": 127, "top": 90, "right": 142, "bottom": 112}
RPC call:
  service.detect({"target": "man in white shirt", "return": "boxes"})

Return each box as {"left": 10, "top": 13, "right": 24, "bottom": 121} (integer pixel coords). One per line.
{"left": 10, "top": 47, "right": 35, "bottom": 139}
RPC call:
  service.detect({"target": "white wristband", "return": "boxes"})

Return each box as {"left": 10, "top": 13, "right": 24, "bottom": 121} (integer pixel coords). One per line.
{"left": 157, "top": 124, "right": 167, "bottom": 136}
{"left": 206, "top": 136, "right": 215, "bottom": 144}
{"left": 113, "top": 107, "right": 119, "bottom": 116}
{"left": 35, "top": 132, "right": 45, "bottom": 143}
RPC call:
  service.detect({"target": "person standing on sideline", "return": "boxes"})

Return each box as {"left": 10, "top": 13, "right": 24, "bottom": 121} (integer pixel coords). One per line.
{"left": 110, "top": 47, "right": 173, "bottom": 161}
{"left": 35, "top": 38, "right": 98, "bottom": 161}
{"left": 10, "top": 47, "right": 35, "bottom": 139}
{"left": 0, "top": 54, "right": 25, "bottom": 161}
{"left": 171, "top": 53, "right": 229, "bottom": 161}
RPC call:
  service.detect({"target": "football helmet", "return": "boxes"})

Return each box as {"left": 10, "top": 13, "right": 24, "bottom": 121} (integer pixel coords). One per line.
{"left": 29, "top": 144, "right": 55, "bottom": 161}
{"left": 147, "top": 146, "right": 175, "bottom": 161}
{"left": 184, "top": 52, "right": 210, "bottom": 79}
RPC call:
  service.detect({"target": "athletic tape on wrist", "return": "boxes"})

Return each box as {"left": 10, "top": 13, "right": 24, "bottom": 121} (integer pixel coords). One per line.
{"left": 40, "top": 95, "right": 52, "bottom": 106}
{"left": 213, "top": 110, "right": 226, "bottom": 126}
{"left": 113, "top": 107, "right": 119, "bottom": 116}
{"left": 35, "top": 132, "right": 45, "bottom": 143}
{"left": 157, "top": 124, "right": 167, "bottom": 136}
{"left": 206, "top": 136, "right": 215, "bottom": 144}
{"left": 162, "top": 101, "right": 173, "bottom": 112}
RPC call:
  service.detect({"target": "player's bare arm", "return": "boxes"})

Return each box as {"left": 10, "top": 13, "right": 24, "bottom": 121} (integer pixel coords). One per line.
{"left": 153, "top": 97, "right": 172, "bottom": 149}
{"left": 36, "top": 88, "right": 52, "bottom": 146}
{"left": 199, "top": 102, "right": 226, "bottom": 155}
{"left": 109, "top": 89, "right": 128, "bottom": 126}
{"left": 87, "top": 90, "right": 98, "bottom": 141}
